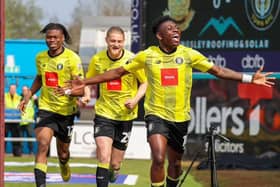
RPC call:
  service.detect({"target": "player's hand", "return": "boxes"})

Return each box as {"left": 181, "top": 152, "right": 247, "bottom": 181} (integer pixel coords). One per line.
{"left": 252, "top": 66, "right": 275, "bottom": 87}
{"left": 80, "top": 96, "right": 90, "bottom": 106}
{"left": 18, "top": 100, "right": 27, "bottom": 113}
{"left": 18, "top": 94, "right": 31, "bottom": 113}
{"left": 66, "top": 76, "right": 86, "bottom": 96}
{"left": 124, "top": 98, "right": 137, "bottom": 110}
{"left": 18, "top": 89, "right": 32, "bottom": 113}
{"left": 54, "top": 86, "right": 69, "bottom": 96}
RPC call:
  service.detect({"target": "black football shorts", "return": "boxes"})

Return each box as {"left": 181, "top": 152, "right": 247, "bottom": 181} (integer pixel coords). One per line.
{"left": 36, "top": 110, "right": 75, "bottom": 143}
{"left": 94, "top": 115, "right": 133, "bottom": 151}
{"left": 145, "top": 114, "right": 189, "bottom": 153}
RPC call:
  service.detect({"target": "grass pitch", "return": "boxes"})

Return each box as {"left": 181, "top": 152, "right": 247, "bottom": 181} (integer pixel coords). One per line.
{"left": 4, "top": 156, "right": 280, "bottom": 187}
{"left": 4, "top": 156, "right": 202, "bottom": 187}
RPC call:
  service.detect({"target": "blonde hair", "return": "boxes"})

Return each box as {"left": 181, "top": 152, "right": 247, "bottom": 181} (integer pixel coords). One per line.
{"left": 106, "top": 26, "right": 125, "bottom": 38}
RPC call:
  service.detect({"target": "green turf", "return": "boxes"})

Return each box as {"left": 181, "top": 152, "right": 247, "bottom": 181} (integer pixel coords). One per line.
{"left": 4, "top": 156, "right": 202, "bottom": 187}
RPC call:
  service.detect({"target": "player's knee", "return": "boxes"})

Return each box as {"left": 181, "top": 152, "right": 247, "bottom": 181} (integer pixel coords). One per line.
{"left": 111, "top": 160, "right": 122, "bottom": 170}
{"left": 37, "top": 141, "right": 50, "bottom": 154}
{"left": 58, "top": 151, "right": 70, "bottom": 163}
{"left": 153, "top": 155, "right": 165, "bottom": 167}
{"left": 168, "top": 159, "right": 181, "bottom": 169}
{"left": 98, "top": 153, "right": 111, "bottom": 163}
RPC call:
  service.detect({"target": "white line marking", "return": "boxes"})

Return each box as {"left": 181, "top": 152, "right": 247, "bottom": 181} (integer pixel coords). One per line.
{"left": 5, "top": 162, "right": 97, "bottom": 168}
{"left": 124, "top": 175, "right": 138, "bottom": 185}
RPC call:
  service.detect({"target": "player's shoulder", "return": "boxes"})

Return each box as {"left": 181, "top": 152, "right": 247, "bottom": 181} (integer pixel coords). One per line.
{"left": 61, "top": 48, "right": 82, "bottom": 65}
{"left": 124, "top": 49, "right": 135, "bottom": 55}
{"left": 36, "top": 50, "right": 48, "bottom": 59}
{"left": 123, "top": 49, "right": 135, "bottom": 59}
{"left": 96, "top": 49, "right": 107, "bottom": 56}
{"left": 63, "top": 48, "right": 80, "bottom": 58}
{"left": 91, "top": 50, "right": 107, "bottom": 59}
{"left": 145, "top": 45, "right": 158, "bottom": 52}
{"left": 178, "top": 44, "right": 192, "bottom": 51}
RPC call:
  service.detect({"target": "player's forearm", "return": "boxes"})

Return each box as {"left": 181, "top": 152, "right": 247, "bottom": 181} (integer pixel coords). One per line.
{"left": 133, "top": 82, "right": 147, "bottom": 103}
{"left": 208, "top": 65, "right": 243, "bottom": 81}
{"left": 84, "top": 67, "right": 127, "bottom": 86}
{"left": 30, "top": 75, "right": 42, "bottom": 96}
{"left": 83, "top": 86, "right": 91, "bottom": 98}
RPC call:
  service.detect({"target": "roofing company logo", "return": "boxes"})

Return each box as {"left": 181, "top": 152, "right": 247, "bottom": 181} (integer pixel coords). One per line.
{"left": 245, "top": 0, "right": 280, "bottom": 31}
{"left": 198, "top": 17, "right": 243, "bottom": 37}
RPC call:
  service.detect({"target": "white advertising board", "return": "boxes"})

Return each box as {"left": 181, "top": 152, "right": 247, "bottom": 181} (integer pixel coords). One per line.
{"left": 50, "top": 121, "right": 151, "bottom": 159}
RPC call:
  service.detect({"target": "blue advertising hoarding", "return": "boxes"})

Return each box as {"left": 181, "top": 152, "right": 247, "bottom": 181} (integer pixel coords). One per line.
{"left": 4, "top": 39, "right": 47, "bottom": 92}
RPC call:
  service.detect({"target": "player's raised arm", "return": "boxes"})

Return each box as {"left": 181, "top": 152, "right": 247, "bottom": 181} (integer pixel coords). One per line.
{"left": 208, "top": 65, "right": 275, "bottom": 87}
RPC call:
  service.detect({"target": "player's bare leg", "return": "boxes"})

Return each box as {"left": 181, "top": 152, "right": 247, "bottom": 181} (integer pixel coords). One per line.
{"left": 148, "top": 134, "right": 167, "bottom": 187}
{"left": 95, "top": 136, "right": 113, "bottom": 187}
{"left": 57, "top": 139, "right": 71, "bottom": 182}
{"left": 34, "top": 127, "right": 53, "bottom": 187}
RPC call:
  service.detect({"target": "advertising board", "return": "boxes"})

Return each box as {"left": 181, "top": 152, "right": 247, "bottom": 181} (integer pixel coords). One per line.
{"left": 143, "top": 0, "right": 280, "bottom": 158}
{"left": 144, "top": 0, "right": 280, "bottom": 73}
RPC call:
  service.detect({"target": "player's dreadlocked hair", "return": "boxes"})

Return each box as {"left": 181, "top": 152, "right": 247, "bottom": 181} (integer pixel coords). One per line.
{"left": 40, "top": 23, "right": 72, "bottom": 44}
{"left": 152, "top": 15, "right": 176, "bottom": 35}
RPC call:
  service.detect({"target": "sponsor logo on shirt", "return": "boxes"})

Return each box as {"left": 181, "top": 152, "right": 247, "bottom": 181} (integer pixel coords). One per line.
{"left": 161, "top": 68, "right": 178, "bottom": 86}
{"left": 107, "top": 79, "right": 122, "bottom": 90}
{"left": 45, "top": 72, "right": 58, "bottom": 87}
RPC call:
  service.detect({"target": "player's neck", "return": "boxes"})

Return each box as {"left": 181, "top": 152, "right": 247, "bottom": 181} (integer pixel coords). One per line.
{"left": 48, "top": 47, "right": 64, "bottom": 57}
{"left": 107, "top": 49, "right": 124, "bottom": 61}
{"left": 159, "top": 45, "right": 177, "bottom": 54}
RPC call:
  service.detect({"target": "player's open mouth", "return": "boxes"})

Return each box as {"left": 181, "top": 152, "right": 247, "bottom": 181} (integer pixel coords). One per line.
{"left": 172, "top": 34, "right": 180, "bottom": 42}
{"left": 49, "top": 43, "right": 57, "bottom": 47}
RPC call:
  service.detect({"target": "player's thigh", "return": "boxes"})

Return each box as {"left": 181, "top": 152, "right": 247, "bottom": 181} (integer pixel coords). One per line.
{"left": 112, "top": 120, "right": 133, "bottom": 151}
{"left": 35, "top": 127, "right": 54, "bottom": 145}
{"left": 95, "top": 136, "right": 113, "bottom": 162}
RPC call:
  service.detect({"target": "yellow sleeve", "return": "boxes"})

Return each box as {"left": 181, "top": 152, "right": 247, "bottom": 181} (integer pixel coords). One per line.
{"left": 86, "top": 55, "right": 97, "bottom": 78}
{"left": 71, "top": 53, "right": 84, "bottom": 79}
{"left": 35, "top": 53, "right": 42, "bottom": 75}
{"left": 134, "top": 68, "right": 147, "bottom": 83}
{"left": 189, "top": 49, "right": 214, "bottom": 72}
{"left": 123, "top": 50, "right": 146, "bottom": 73}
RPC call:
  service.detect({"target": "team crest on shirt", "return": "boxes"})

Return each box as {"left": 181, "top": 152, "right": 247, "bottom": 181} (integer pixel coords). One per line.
{"left": 57, "top": 64, "right": 63, "bottom": 70}
{"left": 175, "top": 57, "right": 183, "bottom": 64}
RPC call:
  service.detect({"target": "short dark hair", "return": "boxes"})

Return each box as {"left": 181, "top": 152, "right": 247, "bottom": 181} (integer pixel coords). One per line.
{"left": 152, "top": 16, "right": 176, "bottom": 35}
{"left": 40, "top": 23, "right": 72, "bottom": 44}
